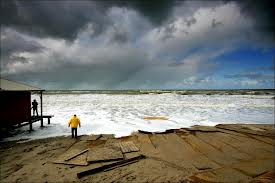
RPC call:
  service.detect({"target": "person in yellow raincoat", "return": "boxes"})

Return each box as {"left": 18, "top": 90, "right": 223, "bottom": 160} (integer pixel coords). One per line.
{"left": 68, "top": 114, "right": 81, "bottom": 138}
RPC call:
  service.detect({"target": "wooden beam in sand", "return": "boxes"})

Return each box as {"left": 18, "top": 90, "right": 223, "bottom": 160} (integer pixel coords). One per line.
{"left": 77, "top": 155, "right": 146, "bottom": 178}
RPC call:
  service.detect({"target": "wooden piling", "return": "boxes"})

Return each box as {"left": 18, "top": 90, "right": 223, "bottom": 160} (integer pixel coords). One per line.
{"left": 29, "top": 121, "right": 32, "bottom": 131}
{"left": 40, "top": 91, "right": 43, "bottom": 127}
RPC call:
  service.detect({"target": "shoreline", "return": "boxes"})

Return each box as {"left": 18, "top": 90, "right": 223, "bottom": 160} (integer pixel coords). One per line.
{"left": 2, "top": 121, "right": 274, "bottom": 143}
{"left": 1, "top": 123, "right": 274, "bottom": 182}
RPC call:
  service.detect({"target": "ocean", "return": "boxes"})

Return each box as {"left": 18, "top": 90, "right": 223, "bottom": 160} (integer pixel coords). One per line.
{"left": 4, "top": 91, "right": 274, "bottom": 141}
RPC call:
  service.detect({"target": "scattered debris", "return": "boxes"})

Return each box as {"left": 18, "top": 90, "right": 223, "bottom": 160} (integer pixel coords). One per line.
{"left": 52, "top": 139, "right": 141, "bottom": 176}
{"left": 77, "top": 155, "right": 146, "bottom": 178}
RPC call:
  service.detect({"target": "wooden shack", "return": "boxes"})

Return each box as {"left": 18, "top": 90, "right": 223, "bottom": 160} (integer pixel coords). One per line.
{"left": 0, "top": 79, "right": 52, "bottom": 131}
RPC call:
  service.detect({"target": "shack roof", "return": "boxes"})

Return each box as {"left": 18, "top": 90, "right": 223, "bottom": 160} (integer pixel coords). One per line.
{"left": 0, "top": 79, "right": 44, "bottom": 91}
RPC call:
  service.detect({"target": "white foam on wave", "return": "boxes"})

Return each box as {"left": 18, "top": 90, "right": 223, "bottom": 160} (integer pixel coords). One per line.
{"left": 4, "top": 93, "right": 274, "bottom": 141}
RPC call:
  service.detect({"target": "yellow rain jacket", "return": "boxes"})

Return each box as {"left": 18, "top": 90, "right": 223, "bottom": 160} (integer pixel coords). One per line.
{"left": 68, "top": 116, "right": 81, "bottom": 128}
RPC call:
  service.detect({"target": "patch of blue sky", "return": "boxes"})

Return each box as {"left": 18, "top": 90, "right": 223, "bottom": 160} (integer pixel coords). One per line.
{"left": 216, "top": 47, "right": 274, "bottom": 70}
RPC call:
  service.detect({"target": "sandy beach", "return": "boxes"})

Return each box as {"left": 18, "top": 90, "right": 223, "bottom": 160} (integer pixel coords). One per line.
{"left": 1, "top": 123, "right": 274, "bottom": 183}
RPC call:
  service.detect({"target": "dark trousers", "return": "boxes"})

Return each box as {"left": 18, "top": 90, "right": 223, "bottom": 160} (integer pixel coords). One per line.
{"left": 33, "top": 108, "right": 38, "bottom": 116}
{"left": 71, "top": 128, "right": 77, "bottom": 138}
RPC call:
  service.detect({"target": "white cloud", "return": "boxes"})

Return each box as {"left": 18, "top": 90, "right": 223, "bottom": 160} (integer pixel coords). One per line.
{"left": 141, "top": 2, "right": 253, "bottom": 58}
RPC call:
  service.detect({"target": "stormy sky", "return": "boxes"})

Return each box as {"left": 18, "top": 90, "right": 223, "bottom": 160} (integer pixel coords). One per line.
{"left": 1, "top": 0, "right": 274, "bottom": 89}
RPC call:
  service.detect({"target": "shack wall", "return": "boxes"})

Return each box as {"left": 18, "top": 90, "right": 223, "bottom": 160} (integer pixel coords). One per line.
{"left": 0, "top": 91, "right": 31, "bottom": 127}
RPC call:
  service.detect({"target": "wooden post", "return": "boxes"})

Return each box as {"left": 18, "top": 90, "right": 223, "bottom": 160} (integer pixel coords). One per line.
{"left": 40, "top": 91, "right": 43, "bottom": 127}
{"left": 29, "top": 121, "right": 32, "bottom": 131}
{"left": 29, "top": 92, "right": 32, "bottom": 131}
{"left": 48, "top": 117, "right": 50, "bottom": 124}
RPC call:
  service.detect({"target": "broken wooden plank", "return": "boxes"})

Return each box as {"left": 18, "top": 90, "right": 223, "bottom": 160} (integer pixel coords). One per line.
{"left": 53, "top": 146, "right": 89, "bottom": 166}
{"left": 119, "top": 141, "right": 139, "bottom": 153}
{"left": 87, "top": 146, "right": 124, "bottom": 163}
{"left": 53, "top": 151, "right": 89, "bottom": 166}
{"left": 77, "top": 155, "right": 146, "bottom": 178}
{"left": 65, "top": 149, "right": 88, "bottom": 161}
{"left": 56, "top": 148, "right": 84, "bottom": 162}
{"left": 127, "top": 142, "right": 139, "bottom": 151}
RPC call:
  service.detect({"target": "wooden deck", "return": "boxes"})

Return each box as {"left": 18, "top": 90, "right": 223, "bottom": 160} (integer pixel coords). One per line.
{"left": 16, "top": 115, "right": 54, "bottom": 131}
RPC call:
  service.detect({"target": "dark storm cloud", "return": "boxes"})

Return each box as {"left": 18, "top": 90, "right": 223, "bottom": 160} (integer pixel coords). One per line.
{"left": 114, "top": 0, "right": 176, "bottom": 25}
{"left": 1, "top": 0, "right": 273, "bottom": 43}
{"left": 1, "top": 0, "right": 176, "bottom": 40}
{"left": 237, "top": 0, "right": 275, "bottom": 35}
{"left": 1, "top": 28, "right": 44, "bottom": 55}
{"left": 1, "top": 0, "right": 110, "bottom": 40}
{"left": 1, "top": 28, "right": 44, "bottom": 68}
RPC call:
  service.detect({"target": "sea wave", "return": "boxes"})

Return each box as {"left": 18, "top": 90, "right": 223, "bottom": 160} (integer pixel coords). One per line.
{"left": 4, "top": 93, "right": 274, "bottom": 141}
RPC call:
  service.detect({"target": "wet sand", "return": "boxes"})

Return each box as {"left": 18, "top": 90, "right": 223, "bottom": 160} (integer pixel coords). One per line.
{"left": 0, "top": 124, "right": 274, "bottom": 183}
